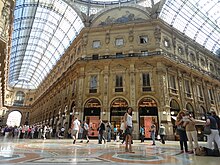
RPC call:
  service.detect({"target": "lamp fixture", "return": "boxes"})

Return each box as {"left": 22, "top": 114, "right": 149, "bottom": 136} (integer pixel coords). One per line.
{"left": 163, "top": 111, "right": 166, "bottom": 115}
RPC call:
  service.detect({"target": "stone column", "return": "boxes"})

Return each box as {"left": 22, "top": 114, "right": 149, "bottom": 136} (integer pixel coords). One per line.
{"left": 102, "top": 65, "right": 109, "bottom": 121}
{"left": 157, "top": 63, "right": 174, "bottom": 140}
{"left": 129, "top": 64, "right": 138, "bottom": 139}
{"left": 77, "top": 67, "right": 85, "bottom": 119}
{"left": 177, "top": 71, "right": 184, "bottom": 110}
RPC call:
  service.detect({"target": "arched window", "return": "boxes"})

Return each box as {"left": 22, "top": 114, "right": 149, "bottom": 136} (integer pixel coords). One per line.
{"left": 170, "top": 99, "right": 180, "bottom": 116}
{"left": 13, "top": 91, "right": 25, "bottom": 106}
{"left": 186, "top": 103, "right": 194, "bottom": 117}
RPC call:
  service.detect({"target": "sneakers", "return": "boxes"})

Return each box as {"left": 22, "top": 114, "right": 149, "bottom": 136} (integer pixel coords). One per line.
{"left": 86, "top": 140, "right": 89, "bottom": 143}
{"left": 73, "top": 140, "right": 76, "bottom": 144}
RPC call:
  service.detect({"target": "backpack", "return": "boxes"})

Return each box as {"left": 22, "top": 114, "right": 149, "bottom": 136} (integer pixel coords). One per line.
{"left": 195, "top": 146, "right": 220, "bottom": 157}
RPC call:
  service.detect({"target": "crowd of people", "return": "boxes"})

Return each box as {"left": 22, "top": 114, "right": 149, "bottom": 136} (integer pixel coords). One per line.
{"left": 175, "top": 110, "right": 220, "bottom": 155}
{"left": 1, "top": 107, "right": 220, "bottom": 155}
{"left": 0, "top": 124, "right": 54, "bottom": 139}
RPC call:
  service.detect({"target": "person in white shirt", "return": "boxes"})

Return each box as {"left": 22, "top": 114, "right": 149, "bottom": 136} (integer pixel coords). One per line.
{"left": 43, "top": 125, "right": 47, "bottom": 140}
{"left": 72, "top": 118, "right": 80, "bottom": 144}
{"left": 124, "top": 107, "right": 133, "bottom": 153}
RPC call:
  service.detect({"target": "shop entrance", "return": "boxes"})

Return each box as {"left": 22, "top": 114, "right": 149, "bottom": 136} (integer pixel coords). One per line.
{"left": 84, "top": 98, "right": 101, "bottom": 137}
{"left": 170, "top": 99, "right": 180, "bottom": 140}
{"left": 110, "top": 98, "right": 128, "bottom": 131}
{"left": 138, "top": 98, "right": 158, "bottom": 139}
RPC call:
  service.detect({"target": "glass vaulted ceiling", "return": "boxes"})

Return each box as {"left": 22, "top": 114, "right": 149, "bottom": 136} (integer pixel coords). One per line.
{"left": 9, "top": 0, "right": 84, "bottom": 89}
{"left": 160, "top": 0, "right": 220, "bottom": 55}
{"left": 9, "top": 0, "right": 220, "bottom": 90}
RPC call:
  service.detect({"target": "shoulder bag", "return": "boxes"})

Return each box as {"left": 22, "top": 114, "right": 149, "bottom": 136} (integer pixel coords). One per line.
{"left": 203, "top": 126, "right": 211, "bottom": 135}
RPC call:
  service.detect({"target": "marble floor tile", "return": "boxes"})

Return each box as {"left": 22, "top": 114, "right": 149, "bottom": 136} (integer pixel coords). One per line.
{"left": 0, "top": 138, "right": 219, "bottom": 165}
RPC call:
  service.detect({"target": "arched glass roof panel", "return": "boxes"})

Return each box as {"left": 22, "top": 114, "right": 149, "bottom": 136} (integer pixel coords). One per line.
{"left": 160, "top": 0, "right": 220, "bottom": 55}
{"left": 74, "top": 0, "right": 157, "bottom": 16}
{"left": 9, "top": 0, "right": 84, "bottom": 90}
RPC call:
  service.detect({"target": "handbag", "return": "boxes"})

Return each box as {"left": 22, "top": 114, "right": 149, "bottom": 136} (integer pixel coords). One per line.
{"left": 203, "top": 126, "right": 211, "bottom": 135}
{"left": 157, "top": 134, "right": 161, "bottom": 140}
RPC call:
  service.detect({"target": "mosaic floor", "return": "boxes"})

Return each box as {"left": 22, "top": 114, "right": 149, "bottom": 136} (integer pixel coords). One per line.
{"left": 0, "top": 137, "right": 219, "bottom": 165}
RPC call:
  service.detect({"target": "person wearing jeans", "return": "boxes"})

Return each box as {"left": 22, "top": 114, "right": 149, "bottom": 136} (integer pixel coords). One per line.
{"left": 176, "top": 111, "right": 188, "bottom": 153}
{"left": 150, "top": 121, "right": 156, "bottom": 145}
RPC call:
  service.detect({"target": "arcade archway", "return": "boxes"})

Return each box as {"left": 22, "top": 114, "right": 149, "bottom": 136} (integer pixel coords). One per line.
{"left": 84, "top": 98, "right": 101, "bottom": 137}
{"left": 138, "top": 97, "right": 158, "bottom": 139}
{"left": 186, "top": 103, "right": 194, "bottom": 117}
{"left": 170, "top": 99, "right": 180, "bottom": 139}
{"left": 110, "top": 98, "right": 128, "bottom": 130}
{"left": 6, "top": 111, "right": 22, "bottom": 127}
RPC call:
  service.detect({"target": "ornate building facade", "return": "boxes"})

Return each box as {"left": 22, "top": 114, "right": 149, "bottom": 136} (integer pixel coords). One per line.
{"left": 0, "top": 0, "right": 14, "bottom": 126}
{"left": 27, "top": 6, "right": 220, "bottom": 139}
{"left": 1, "top": 1, "right": 220, "bottom": 140}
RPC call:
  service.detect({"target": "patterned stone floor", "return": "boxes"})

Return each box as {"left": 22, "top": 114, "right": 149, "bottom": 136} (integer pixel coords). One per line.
{"left": 0, "top": 137, "right": 219, "bottom": 165}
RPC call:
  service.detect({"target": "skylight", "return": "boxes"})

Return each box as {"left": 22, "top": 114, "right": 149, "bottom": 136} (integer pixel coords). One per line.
{"left": 9, "top": 0, "right": 84, "bottom": 89}
{"left": 160, "top": 0, "right": 220, "bottom": 55}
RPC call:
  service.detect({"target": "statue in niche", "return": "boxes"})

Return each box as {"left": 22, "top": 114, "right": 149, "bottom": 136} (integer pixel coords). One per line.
{"left": 105, "top": 32, "right": 110, "bottom": 44}
{"left": 154, "top": 26, "right": 161, "bottom": 43}
{"left": 128, "top": 29, "right": 134, "bottom": 42}
{"left": 82, "top": 33, "right": 88, "bottom": 47}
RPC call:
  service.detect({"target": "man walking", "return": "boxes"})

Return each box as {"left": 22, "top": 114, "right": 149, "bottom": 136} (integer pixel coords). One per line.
{"left": 72, "top": 118, "right": 80, "bottom": 144}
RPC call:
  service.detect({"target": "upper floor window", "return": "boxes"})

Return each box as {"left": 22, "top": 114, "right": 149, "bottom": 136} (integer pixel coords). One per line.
{"left": 185, "top": 80, "right": 191, "bottom": 98}
{"left": 197, "top": 84, "right": 204, "bottom": 101}
{"left": 142, "top": 73, "right": 151, "bottom": 91}
{"left": 139, "top": 36, "right": 148, "bottom": 44}
{"left": 115, "top": 75, "right": 123, "bottom": 92}
{"left": 116, "top": 52, "right": 124, "bottom": 58}
{"left": 210, "top": 63, "right": 214, "bottom": 72}
{"left": 92, "top": 40, "right": 101, "bottom": 48}
{"left": 189, "top": 52, "right": 196, "bottom": 62}
{"left": 13, "top": 91, "right": 25, "bottom": 106}
{"left": 89, "top": 75, "right": 97, "bottom": 93}
{"left": 92, "top": 54, "right": 99, "bottom": 60}
{"left": 168, "top": 75, "right": 177, "bottom": 93}
{"left": 72, "top": 80, "right": 76, "bottom": 96}
{"left": 208, "top": 88, "right": 214, "bottom": 104}
{"left": 200, "top": 58, "right": 206, "bottom": 67}
{"left": 115, "top": 38, "right": 124, "bottom": 46}
{"left": 178, "top": 46, "right": 184, "bottom": 55}
{"left": 163, "top": 38, "right": 171, "bottom": 48}
{"left": 141, "top": 50, "right": 148, "bottom": 56}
